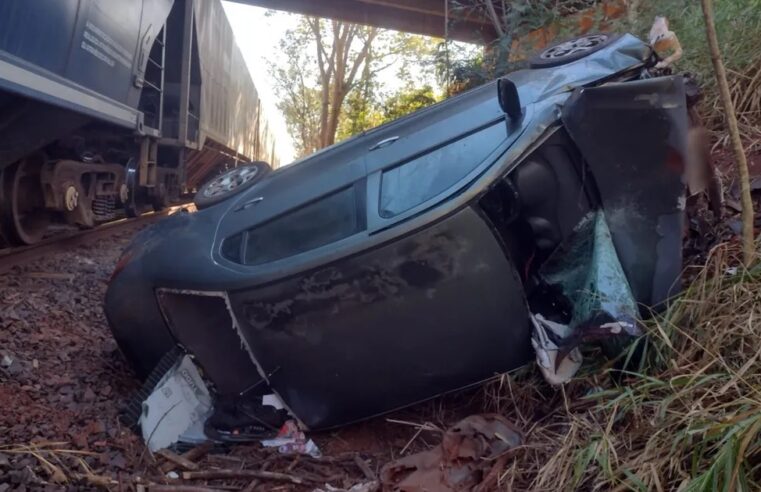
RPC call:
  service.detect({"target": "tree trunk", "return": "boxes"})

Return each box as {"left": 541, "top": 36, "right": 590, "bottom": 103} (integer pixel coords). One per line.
{"left": 700, "top": 0, "right": 755, "bottom": 265}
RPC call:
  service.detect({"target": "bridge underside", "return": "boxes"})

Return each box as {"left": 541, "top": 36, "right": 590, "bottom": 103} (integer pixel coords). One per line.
{"left": 226, "top": 0, "right": 498, "bottom": 43}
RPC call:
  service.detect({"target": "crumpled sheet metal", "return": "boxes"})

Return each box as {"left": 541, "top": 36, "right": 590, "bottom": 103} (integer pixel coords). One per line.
{"left": 507, "top": 33, "right": 650, "bottom": 106}
{"left": 380, "top": 415, "right": 522, "bottom": 492}
{"left": 561, "top": 75, "right": 687, "bottom": 309}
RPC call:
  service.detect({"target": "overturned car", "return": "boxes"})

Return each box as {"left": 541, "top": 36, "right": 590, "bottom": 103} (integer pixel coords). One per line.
{"left": 106, "top": 34, "right": 689, "bottom": 435}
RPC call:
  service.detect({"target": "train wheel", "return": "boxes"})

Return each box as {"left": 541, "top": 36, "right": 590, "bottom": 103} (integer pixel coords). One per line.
{"left": 5, "top": 157, "right": 51, "bottom": 245}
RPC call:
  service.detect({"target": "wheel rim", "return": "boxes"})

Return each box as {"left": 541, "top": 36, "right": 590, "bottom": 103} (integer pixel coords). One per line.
{"left": 9, "top": 158, "right": 50, "bottom": 245}
{"left": 540, "top": 34, "right": 609, "bottom": 60}
{"left": 202, "top": 165, "right": 259, "bottom": 198}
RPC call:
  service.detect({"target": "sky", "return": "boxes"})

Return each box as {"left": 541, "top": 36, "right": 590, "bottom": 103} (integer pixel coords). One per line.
{"left": 221, "top": 2, "right": 300, "bottom": 164}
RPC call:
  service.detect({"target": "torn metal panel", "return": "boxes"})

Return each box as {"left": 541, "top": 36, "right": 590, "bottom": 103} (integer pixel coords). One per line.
{"left": 154, "top": 288, "right": 303, "bottom": 428}
{"left": 561, "top": 76, "right": 688, "bottom": 308}
{"left": 506, "top": 34, "right": 651, "bottom": 105}
{"left": 540, "top": 211, "right": 639, "bottom": 328}
{"left": 155, "top": 289, "right": 265, "bottom": 396}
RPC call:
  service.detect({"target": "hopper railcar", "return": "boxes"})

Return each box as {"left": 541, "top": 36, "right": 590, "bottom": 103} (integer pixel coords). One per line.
{"left": 0, "top": 0, "right": 278, "bottom": 245}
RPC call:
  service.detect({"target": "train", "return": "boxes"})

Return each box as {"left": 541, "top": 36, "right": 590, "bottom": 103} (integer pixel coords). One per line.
{"left": 0, "top": 0, "right": 280, "bottom": 246}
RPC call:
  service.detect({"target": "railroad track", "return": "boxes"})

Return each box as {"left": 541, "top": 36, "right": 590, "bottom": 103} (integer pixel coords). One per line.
{"left": 0, "top": 204, "right": 192, "bottom": 274}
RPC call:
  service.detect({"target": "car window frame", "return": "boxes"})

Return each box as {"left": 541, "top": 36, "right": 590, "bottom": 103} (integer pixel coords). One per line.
{"left": 217, "top": 179, "right": 370, "bottom": 268}
{"left": 367, "top": 118, "right": 511, "bottom": 233}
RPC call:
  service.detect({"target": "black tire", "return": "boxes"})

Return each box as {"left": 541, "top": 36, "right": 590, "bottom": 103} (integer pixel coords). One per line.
{"left": 529, "top": 33, "right": 619, "bottom": 69}
{"left": 194, "top": 161, "right": 270, "bottom": 210}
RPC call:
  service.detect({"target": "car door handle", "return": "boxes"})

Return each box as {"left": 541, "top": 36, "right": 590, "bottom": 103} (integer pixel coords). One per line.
{"left": 234, "top": 196, "right": 263, "bottom": 212}
{"left": 369, "top": 136, "right": 399, "bottom": 151}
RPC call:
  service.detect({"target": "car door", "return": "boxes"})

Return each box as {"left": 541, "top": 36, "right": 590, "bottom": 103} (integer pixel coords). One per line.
{"left": 222, "top": 84, "right": 533, "bottom": 429}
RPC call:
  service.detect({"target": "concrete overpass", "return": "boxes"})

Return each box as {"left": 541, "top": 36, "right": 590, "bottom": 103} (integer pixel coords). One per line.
{"left": 226, "top": 0, "right": 499, "bottom": 43}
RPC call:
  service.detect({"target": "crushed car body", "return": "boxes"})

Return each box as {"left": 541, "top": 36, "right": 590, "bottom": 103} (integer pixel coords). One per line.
{"left": 105, "top": 33, "right": 689, "bottom": 435}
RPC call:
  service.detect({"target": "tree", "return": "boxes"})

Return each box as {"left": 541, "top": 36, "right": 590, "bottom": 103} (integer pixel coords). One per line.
{"left": 700, "top": 0, "right": 754, "bottom": 265}
{"left": 337, "top": 85, "right": 440, "bottom": 141}
{"left": 271, "top": 18, "right": 439, "bottom": 158}
{"left": 270, "top": 18, "right": 378, "bottom": 157}
{"left": 270, "top": 24, "right": 323, "bottom": 157}
{"left": 307, "top": 18, "right": 379, "bottom": 148}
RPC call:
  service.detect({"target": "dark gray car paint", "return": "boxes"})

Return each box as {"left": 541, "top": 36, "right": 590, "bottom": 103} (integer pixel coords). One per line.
{"left": 105, "top": 34, "right": 688, "bottom": 428}
{"left": 561, "top": 75, "right": 687, "bottom": 308}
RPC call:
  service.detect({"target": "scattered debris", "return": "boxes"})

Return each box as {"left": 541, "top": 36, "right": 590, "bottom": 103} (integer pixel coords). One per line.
{"left": 156, "top": 447, "right": 201, "bottom": 471}
{"left": 314, "top": 482, "right": 379, "bottom": 492}
{"left": 380, "top": 414, "right": 522, "bottom": 491}
{"left": 649, "top": 16, "right": 683, "bottom": 69}
{"left": 139, "top": 355, "right": 213, "bottom": 452}
{"left": 261, "top": 420, "right": 322, "bottom": 459}
{"left": 159, "top": 442, "right": 213, "bottom": 473}
{"left": 182, "top": 468, "right": 312, "bottom": 485}
{"left": 530, "top": 314, "right": 582, "bottom": 385}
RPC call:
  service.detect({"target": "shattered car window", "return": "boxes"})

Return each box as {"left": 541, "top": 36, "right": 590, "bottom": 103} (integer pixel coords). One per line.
{"left": 379, "top": 122, "right": 507, "bottom": 217}
{"left": 242, "top": 186, "right": 363, "bottom": 266}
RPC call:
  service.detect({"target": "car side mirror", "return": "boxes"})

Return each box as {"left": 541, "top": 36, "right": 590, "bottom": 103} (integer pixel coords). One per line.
{"left": 498, "top": 79, "right": 522, "bottom": 120}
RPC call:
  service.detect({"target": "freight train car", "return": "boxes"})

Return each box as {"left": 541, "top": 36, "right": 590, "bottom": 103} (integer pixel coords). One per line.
{"left": 0, "top": 0, "right": 278, "bottom": 245}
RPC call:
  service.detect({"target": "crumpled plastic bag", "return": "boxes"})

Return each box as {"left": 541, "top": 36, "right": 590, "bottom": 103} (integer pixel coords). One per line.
{"left": 380, "top": 414, "right": 522, "bottom": 492}
{"left": 261, "top": 420, "right": 321, "bottom": 458}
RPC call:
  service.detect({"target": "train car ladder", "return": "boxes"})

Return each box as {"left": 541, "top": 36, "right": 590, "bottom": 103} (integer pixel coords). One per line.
{"left": 138, "top": 26, "right": 167, "bottom": 133}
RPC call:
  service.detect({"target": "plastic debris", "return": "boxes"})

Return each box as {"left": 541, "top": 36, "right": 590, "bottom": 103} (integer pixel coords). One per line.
{"left": 139, "top": 355, "right": 213, "bottom": 452}
{"left": 649, "top": 16, "right": 683, "bottom": 69}
{"left": 261, "top": 420, "right": 321, "bottom": 458}
{"left": 530, "top": 314, "right": 583, "bottom": 385}
{"left": 262, "top": 393, "right": 286, "bottom": 410}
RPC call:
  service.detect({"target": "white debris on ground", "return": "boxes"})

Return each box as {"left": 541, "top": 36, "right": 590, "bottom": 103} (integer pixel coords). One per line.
{"left": 261, "top": 420, "right": 322, "bottom": 459}
{"left": 530, "top": 313, "right": 583, "bottom": 385}
{"left": 139, "top": 355, "right": 213, "bottom": 452}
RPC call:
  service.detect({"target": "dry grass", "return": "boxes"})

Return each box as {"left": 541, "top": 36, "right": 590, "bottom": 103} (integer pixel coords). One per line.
{"left": 484, "top": 243, "right": 761, "bottom": 491}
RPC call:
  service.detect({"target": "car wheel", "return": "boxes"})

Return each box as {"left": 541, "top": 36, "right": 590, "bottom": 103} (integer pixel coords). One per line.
{"left": 529, "top": 33, "right": 619, "bottom": 68}
{"left": 194, "top": 161, "right": 270, "bottom": 210}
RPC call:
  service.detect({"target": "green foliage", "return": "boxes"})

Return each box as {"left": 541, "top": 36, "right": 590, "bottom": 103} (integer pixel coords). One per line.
{"left": 269, "top": 19, "right": 441, "bottom": 157}
{"left": 438, "top": 0, "right": 595, "bottom": 94}
{"left": 439, "top": 0, "right": 761, "bottom": 139}
{"left": 337, "top": 85, "right": 439, "bottom": 141}
{"left": 381, "top": 86, "right": 439, "bottom": 122}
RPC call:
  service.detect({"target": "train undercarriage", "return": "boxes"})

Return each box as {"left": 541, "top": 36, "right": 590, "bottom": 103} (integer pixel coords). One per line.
{"left": 0, "top": 0, "right": 280, "bottom": 247}
{"left": 0, "top": 138, "right": 181, "bottom": 247}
